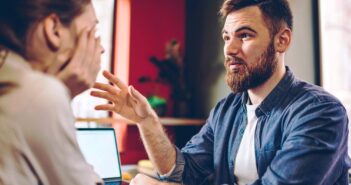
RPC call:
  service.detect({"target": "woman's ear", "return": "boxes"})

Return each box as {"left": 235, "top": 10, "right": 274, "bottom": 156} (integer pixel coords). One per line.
{"left": 274, "top": 28, "right": 292, "bottom": 53}
{"left": 42, "top": 14, "right": 63, "bottom": 51}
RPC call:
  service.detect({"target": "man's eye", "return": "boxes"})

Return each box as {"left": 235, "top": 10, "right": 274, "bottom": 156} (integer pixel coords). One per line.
{"left": 239, "top": 33, "right": 251, "bottom": 39}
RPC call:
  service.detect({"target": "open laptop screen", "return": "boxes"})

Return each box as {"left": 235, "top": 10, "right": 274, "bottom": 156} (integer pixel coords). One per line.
{"left": 76, "top": 128, "right": 122, "bottom": 180}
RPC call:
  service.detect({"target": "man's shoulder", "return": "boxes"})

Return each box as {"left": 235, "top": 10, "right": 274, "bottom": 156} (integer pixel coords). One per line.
{"left": 280, "top": 79, "right": 348, "bottom": 122}
{"left": 291, "top": 79, "right": 343, "bottom": 106}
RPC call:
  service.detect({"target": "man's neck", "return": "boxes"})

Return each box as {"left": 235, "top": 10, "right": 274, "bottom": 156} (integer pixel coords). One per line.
{"left": 247, "top": 64, "right": 286, "bottom": 105}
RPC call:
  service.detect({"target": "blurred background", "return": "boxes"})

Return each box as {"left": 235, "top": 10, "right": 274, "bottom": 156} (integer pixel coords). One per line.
{"left": 73, "top": 0, "right": 351, "bottom": 164}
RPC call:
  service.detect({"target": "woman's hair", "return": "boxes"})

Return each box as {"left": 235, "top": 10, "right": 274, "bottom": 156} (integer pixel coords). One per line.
{"left": 0, "top": 0, "right": 90, "bottom": 57}
{"left": 0, "top": 0, "right": 90, "bottom": 95}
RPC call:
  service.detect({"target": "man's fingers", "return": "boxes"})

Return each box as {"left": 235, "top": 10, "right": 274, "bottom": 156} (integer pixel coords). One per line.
{"left": 90, "top": 91, "right": 116, "bottom": 103}
{"left": 95, "top": 104, "right": 114, "bottom": 111}
{"left": 102, "top": 70, "right": 128, "bottom": 90}
{"left": 93, "top": 82, "right": 120, "bottom": 94}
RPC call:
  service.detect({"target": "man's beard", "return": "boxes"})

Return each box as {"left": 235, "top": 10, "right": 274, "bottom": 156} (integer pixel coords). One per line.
{"left": 224, "top": 40, "right": 277, "bottom": 93}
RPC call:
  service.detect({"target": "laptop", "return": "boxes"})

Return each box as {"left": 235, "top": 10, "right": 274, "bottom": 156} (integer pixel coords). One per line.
{"left": 76, "top": 128, "right": 129, "bottom": 185}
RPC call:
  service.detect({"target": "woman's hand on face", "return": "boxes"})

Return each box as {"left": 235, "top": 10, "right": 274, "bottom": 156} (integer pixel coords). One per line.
{"left": 53, "top": 27, "right": 103, "bottom": 98}
{"left": 91, "top": 70, "right": 157, "bottom": 123}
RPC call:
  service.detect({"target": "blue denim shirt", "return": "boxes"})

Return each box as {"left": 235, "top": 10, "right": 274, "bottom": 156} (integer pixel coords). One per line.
{"left": 164, "top": 68, "right": 351, "bottom": 185}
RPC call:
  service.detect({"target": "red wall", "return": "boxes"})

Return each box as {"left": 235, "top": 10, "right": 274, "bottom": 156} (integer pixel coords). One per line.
{"left": 129, "top": 0, "right": 185, "bottom": 117}
{"left": 120, "top": 0, "right": 185, "bottom": 164}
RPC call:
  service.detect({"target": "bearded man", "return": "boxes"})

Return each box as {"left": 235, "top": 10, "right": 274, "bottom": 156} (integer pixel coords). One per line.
{"left": 91, "top": 0, "right": 351, "bottom": 184}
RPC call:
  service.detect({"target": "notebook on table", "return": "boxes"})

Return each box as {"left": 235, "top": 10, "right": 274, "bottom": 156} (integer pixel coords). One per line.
{"left": 76, "top": 128, "right": 129, "bottom": 185}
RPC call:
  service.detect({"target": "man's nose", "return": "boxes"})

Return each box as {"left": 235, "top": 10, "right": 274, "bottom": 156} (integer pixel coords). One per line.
{"left": 224, "top": 38, "right": 241, "bottom": 56}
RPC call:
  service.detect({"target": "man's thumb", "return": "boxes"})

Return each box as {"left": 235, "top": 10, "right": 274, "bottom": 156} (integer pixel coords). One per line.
{"left": 128, "top": 86, "right": 145, "bottom": 102}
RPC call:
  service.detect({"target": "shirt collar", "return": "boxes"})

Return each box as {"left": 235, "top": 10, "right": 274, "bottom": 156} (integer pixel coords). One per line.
{"left": 0, "top": 50, "right": 33, "bottom": 82}
{"left": 240, "top": 66, "right": 295, "bottom": 117}
{"left": 0, "top": 50, "right": 32, "bottom": 72}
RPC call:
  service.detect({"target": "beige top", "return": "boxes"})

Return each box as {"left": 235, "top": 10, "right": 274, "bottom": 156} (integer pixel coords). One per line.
{"left": 0, "top": 51, "right": 102, "bottom": 185}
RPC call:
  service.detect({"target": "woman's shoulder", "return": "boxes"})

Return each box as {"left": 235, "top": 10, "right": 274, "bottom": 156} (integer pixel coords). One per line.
{"left": 17, "top": 70, "right": 70, "bottom": 106}
{"left": 1, "top": 68, "right": 74, "bottom": 123}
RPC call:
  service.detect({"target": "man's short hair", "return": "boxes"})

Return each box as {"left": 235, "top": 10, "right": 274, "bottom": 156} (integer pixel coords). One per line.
{"left": 219, "top": 0, "right": 293, "bottom": 37}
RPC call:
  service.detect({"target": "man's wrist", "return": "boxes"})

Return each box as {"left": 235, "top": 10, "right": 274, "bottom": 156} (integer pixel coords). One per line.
{"left": 138, "top": 113, "right": 161, "bottom": 129}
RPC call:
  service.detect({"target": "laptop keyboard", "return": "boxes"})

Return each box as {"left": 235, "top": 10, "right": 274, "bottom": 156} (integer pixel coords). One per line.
{"left": 105, "top": 182, "right": 119, "bottom": 185}
{"left": 105, "top": 181, "right": 129, "bottom": 185}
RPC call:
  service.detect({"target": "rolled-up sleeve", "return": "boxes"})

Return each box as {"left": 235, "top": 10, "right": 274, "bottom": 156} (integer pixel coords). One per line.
{"left": 158, "top": 147, "right": 185, "bottom": 182}
{"left": 160, "top": 109, "right": 216, "bottom": 184}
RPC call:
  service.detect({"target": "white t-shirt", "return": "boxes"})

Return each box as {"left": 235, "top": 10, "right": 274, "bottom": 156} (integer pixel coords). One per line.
{"left": 234, "top": 103, "right": 259, "bottom": 185}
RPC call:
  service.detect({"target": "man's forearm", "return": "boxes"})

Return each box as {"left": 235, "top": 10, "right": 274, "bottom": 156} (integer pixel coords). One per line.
{"left": 137, "top": 116, "right": 176, "bottom": 175}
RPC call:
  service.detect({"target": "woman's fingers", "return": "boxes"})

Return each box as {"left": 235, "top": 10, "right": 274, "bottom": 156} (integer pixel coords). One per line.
{"left": 85, "top": 28, "right": 97, "bottom": 67}
{"left": 45, "top": 49, "right": 72, "bottom": 75}
{"left": 69, "top": 28, "right": 90, "bottom": 67}
{"left": 91, "top": 37, "right": 103, "bottom": 73}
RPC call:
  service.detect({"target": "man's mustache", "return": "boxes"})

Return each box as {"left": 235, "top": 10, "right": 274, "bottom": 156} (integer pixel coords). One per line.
{"left": 224, "top": 56, "right": 245, "bottom": 66}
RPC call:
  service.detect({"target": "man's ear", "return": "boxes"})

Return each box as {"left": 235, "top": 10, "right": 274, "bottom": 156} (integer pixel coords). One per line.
{"left": 274, "top": 28, "right": 292, "bottom": 53}
{"left": 42, "top": 14, "right": 63, "bottom": 51}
